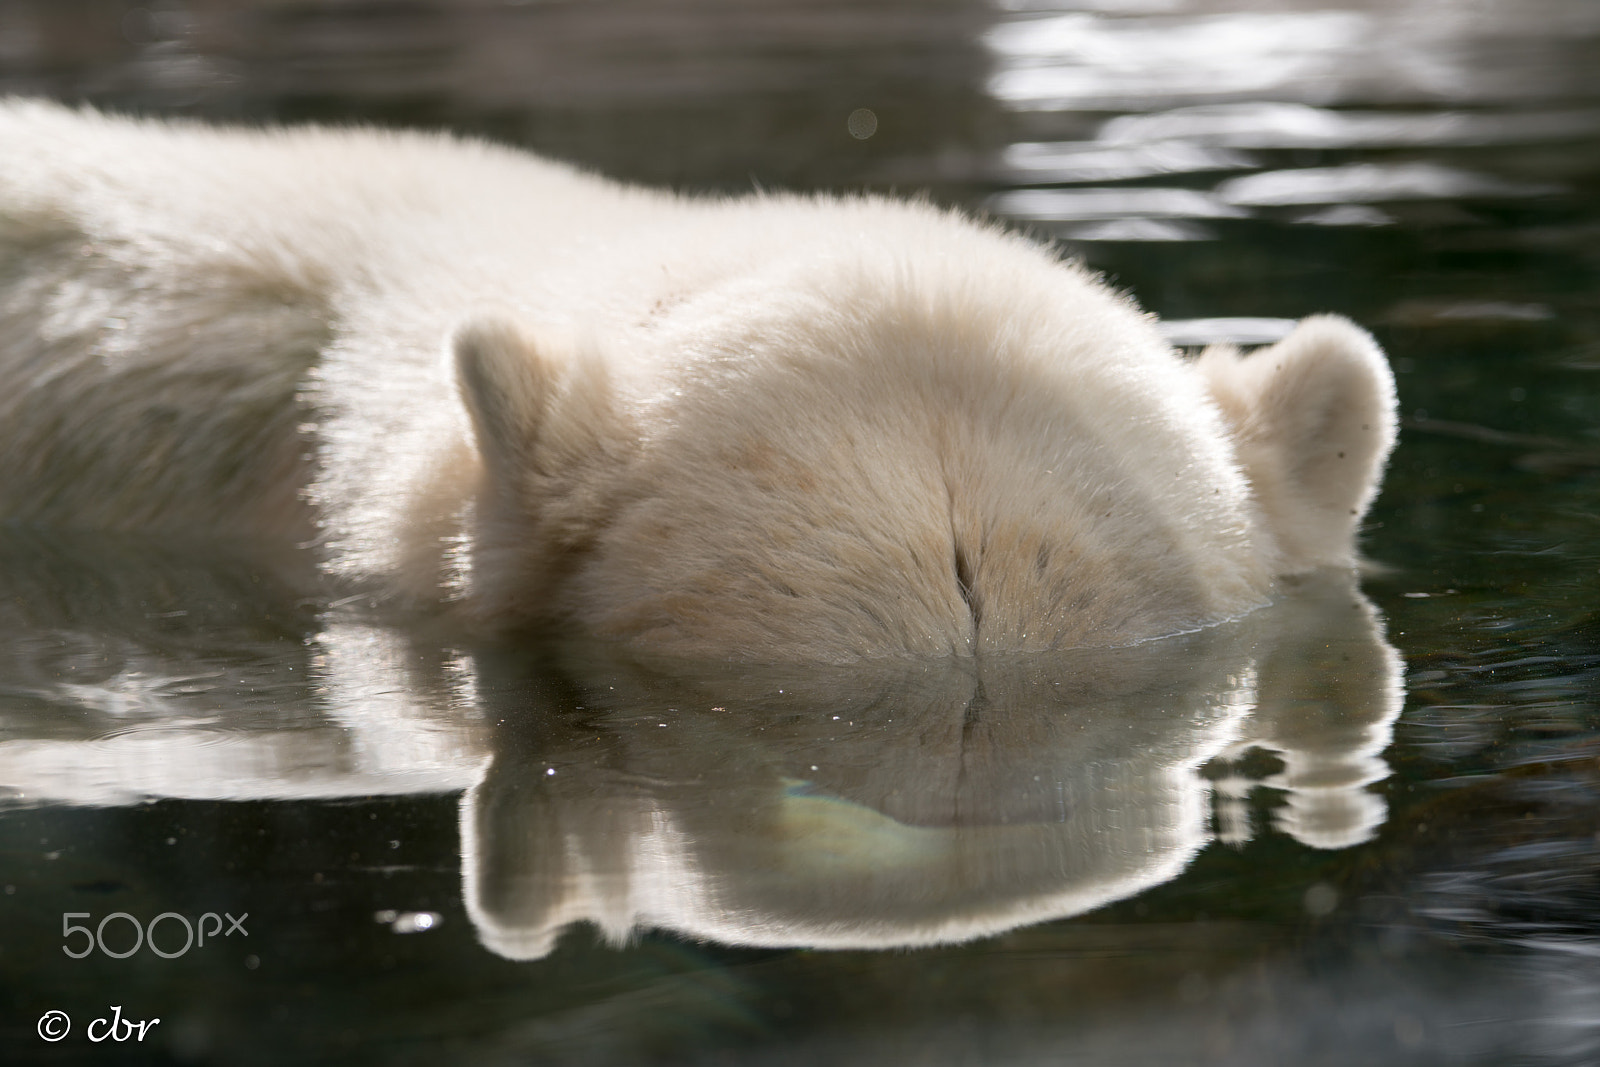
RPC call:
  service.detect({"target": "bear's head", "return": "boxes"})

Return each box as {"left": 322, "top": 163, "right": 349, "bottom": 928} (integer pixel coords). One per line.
{"left": 451, "top": 241, "right": 1395, "bottom": 663}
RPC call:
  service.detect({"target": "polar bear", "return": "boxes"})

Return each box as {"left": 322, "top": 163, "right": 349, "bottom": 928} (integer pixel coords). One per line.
{"left": 0, "top": 99, "right": 1396, "bottom": 662}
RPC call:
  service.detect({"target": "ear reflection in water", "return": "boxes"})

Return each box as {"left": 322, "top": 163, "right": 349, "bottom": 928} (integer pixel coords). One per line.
{"left": 464, "top": 572, "right": 1403, "bottom": 959}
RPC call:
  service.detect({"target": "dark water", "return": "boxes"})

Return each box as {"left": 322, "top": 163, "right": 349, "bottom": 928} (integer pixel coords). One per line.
{"left": 3, "top": 1, "right": 1600, "bottom": 1063}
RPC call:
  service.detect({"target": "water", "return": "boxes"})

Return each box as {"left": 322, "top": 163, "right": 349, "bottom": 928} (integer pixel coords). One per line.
{"left": 2, "top": 0, "right": 1599, "bottom": 1063}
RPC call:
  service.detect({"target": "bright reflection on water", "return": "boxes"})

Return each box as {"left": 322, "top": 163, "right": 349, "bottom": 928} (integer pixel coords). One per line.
{"left": 984, "top": 0, "right": 1600, "bottom": 245}
{"left": 985, "top": 0, "right": 1600, "bottom": 108}
{"left": 1, "top": 0, "right": 1599, "bottom": 1063}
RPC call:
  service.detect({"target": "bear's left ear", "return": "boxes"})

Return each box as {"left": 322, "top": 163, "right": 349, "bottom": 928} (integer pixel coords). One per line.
{"left": 453, "top": 317, "right": 617, "bottom": 489}
{"left": 1197, "top": 315, "right": 1398, "bottom": 573}
{"left": 454, "top": 318, "right": 555, "bottom": 481}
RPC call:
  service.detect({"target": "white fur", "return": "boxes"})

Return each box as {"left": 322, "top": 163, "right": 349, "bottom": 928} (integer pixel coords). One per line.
{"left": 0, "top": 99, "right": 1397, "bottom": 662}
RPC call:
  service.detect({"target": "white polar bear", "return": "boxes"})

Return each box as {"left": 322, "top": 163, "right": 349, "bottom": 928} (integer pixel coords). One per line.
{"left": 0, "top": 99, "right": 1397, "bottom": 662}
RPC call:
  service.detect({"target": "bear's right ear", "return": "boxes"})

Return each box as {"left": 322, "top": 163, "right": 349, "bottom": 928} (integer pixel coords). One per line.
{"left": 1197, "top": 315, "right": 1398, "bottom": 573}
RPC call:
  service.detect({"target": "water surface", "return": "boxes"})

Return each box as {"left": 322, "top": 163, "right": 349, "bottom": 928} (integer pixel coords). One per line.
{"left": 2, "top": 1, "right": 1599, "bottom": 1063}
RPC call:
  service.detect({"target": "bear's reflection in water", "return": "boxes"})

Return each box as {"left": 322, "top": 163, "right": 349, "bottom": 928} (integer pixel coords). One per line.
{"left": 0, "top": 534, "right": 1401, "bottom": 958}
{"left": 465, "top": 573, "right": 1401, "bottom": 958}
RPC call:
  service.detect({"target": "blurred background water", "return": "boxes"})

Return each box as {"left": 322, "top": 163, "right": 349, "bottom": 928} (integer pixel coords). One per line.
{"left": 2, "top": 1, "right": 1600, "bottom": 1064}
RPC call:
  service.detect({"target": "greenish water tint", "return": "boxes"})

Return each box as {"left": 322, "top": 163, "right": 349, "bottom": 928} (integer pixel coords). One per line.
{"left": 2, "top": 0, "right": 1600, "bottom": 1063}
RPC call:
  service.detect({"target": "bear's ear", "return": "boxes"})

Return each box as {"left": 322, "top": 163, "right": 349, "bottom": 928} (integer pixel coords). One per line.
{"left": 1197, "top": 315, "right": 1397, "bottom": 572}
{"left": 454, "top": 318, "right": 555, "bottom": 481}
{"left": 453, "top": 317, "right": 617, "bottom": 486}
